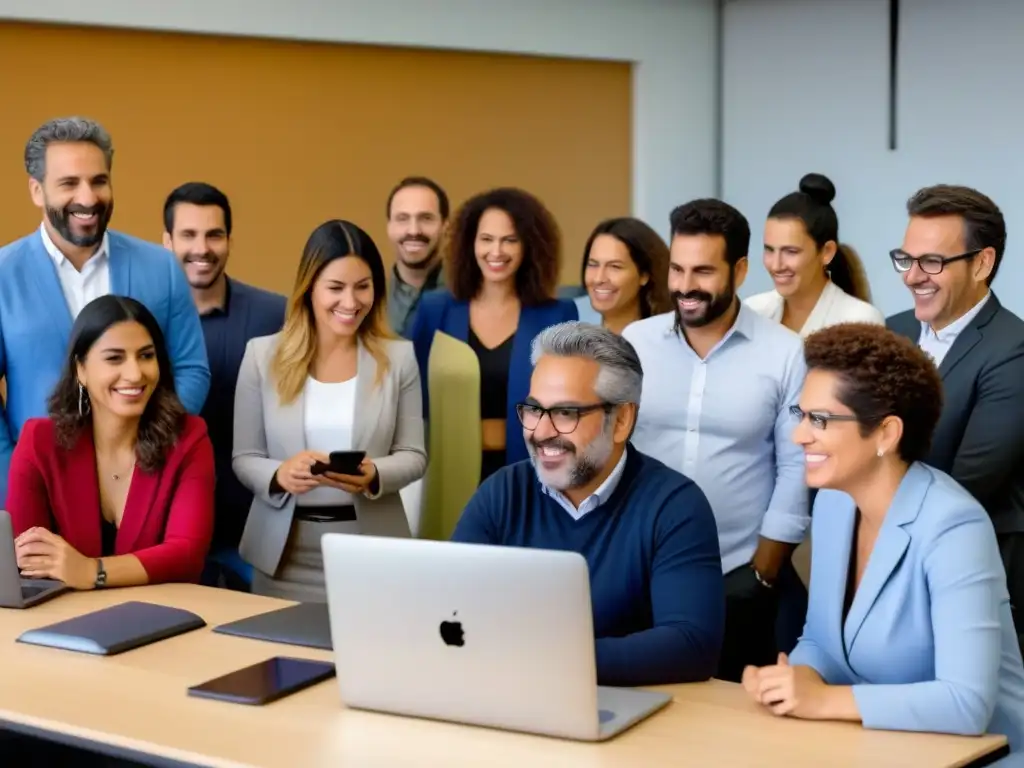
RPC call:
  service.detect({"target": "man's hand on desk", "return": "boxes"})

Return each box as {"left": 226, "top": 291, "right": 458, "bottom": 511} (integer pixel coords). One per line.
{"left": 742, "top": 653, "right": 860, "bottom": 722}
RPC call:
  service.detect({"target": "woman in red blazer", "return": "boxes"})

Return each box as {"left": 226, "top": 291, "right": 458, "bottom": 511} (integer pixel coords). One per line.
{"left": 6, "top": 295, "right": 214, "bottom": 589}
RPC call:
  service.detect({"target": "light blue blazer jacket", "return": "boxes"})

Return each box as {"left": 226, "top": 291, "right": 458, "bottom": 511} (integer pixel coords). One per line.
{"left": 0, "top": 229, "right": 210, "bottom": 501}
{"left": 791, "top": 462, "right": 1024, "bottom": 756}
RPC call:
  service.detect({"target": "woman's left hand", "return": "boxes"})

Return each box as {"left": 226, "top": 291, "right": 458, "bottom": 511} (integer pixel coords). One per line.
{"left": 15, "top": 527, "right": 97, "bottom": 590}
{"left": 747, "top": 652, "right": 829, "bottom": 719}
{"left": 320, "top": 458, "right": 379, "bottom": 495}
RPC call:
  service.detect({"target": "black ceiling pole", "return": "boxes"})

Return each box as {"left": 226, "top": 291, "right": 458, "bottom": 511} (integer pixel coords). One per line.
{"left": 889, "top": 0, "right": 900, "bottom": 150}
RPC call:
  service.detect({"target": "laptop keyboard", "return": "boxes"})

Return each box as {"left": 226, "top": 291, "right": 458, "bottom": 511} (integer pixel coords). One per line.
{"left": 20, "top": 584, "right": 48, "bottom": 600}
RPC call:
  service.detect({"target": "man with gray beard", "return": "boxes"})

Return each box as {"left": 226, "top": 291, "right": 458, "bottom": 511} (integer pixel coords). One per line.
{"left": 451, "top": 321, "right": 725, "bottom": 687}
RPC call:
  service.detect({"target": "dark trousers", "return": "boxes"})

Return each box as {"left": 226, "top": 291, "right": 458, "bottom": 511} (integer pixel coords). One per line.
{"left": 715, "top": 561, "right": 807, "bottom": 682}
{"left": 0, "top": 731, "right": 148, "bottom": 766}
{"left": 716, "top": 564, "right": 781, "bottom": 682}
{"left": 998, "top": 532, "right": 1024, "bottom": 655}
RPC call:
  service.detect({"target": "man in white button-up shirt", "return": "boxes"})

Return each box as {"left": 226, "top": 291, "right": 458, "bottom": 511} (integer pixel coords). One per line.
{"left": 623, "top": 199, "right": 808, "bottom": 682}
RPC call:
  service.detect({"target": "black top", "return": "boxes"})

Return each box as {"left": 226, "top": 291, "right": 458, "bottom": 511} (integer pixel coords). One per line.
{"left": 200, "top": 278, "right": 287, "bottom": 551}
{"left": 468, "top": 328, "right": 514, "bottom": 420}
{"left": 101, "top": 518, "right": 118, "bottom": 558}
{"left": 842, "top": 508, "right": 861, "bottom": 624}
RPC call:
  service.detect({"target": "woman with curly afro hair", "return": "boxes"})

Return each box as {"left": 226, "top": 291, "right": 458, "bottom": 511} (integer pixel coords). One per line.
{"left": 410, "top": 188, "right": 577, "bottom": 492}
{"left": 741, "top": 322, "right": 1024, "bottom": 757}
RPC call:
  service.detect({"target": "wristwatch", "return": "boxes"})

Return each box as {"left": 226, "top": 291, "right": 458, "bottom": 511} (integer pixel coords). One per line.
{"left": 94, "top": 558, "right": 108, "bottom": 589}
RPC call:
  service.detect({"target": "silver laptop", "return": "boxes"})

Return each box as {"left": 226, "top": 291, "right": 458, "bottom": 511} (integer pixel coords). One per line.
{"left": 0, "top": 510, "right": 70, "bottom": 609}
{"left": 320, "top": 534, "right": 672, "bottom": 741}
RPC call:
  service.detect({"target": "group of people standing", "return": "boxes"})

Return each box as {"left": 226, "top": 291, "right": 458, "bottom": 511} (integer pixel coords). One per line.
{"left": 2, "top": 114, "right": 1024, "bottom": 761}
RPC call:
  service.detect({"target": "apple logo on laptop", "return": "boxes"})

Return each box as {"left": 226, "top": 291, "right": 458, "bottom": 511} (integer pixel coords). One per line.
{"left": 439, "top": 611, "right": 464, "bottom": 647}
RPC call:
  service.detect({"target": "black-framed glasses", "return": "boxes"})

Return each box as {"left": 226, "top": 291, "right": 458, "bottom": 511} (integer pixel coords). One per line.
{"left": 889, "top": 248, "right": 981, "bottom": 275}
{"left": 516, "top": 402, "right": 613, "bottom": 435}
{"left": 789, "top": 405, "right": 859, "bottom": 430}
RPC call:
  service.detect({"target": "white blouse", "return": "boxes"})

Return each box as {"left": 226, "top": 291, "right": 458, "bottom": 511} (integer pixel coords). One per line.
{"left": 301, "top": 375, "right": 357, "bottom": 507}
{"left": 744, "top": 280, "right": 884, "bottom": 338}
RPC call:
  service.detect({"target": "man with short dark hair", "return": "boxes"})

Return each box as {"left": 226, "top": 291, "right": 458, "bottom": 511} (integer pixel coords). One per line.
{"left": 623, "top": 199, "right": 808, "bottom": 683}
{"left": 452, "top": 321, "right": 724, "bottom": 687}
{"left": 0, "top": 117, "right": 210, "bottom": 502}
{"left": 163, "top": 181, "right": 286, "bottom": 590}
{"left": 385, "top": 176, "right": 448, "bottom": 337}
{"left": 887, "top": 184, "right": 1024, "bottom": 647}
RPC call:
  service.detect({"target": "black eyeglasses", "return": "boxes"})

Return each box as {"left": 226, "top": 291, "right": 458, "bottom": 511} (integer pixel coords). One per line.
{"left": 516, "top": 402, "right": 613, "bottom": 435}
{"left": 889, "top": 248, "right": 981, "bottom": 276}
{"left": 789, "top": 405, "right": 859, "bottom": 430}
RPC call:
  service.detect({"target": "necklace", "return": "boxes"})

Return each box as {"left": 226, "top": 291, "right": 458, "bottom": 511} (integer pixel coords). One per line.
{"left": 111, "top": 460, "right": 137, "bottom": 482}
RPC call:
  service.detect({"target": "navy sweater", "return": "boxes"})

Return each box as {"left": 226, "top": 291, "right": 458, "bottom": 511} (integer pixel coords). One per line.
{"left": 451, "top": 445, "right": 725, "bottom": 686}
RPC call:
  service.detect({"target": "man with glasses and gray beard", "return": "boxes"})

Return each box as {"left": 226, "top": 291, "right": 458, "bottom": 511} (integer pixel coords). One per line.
{"left": 451, "top": 321, "right": 724, "bottom": 687}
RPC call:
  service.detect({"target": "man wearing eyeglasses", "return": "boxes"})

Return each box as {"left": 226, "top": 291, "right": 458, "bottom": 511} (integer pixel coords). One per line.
{"left": 451, "top": 321, "right": 725, "bottom": 687}
{"left": 887, "top": 184, "right": 1024, "bottom": 651}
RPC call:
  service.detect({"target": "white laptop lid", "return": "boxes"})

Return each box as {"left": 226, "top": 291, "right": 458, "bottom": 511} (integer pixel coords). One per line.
{"left": 321, "top": 533, "right": 601, "bottom": 739}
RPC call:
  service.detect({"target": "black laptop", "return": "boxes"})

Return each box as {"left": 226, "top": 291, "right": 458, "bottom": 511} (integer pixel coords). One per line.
{"left": 0, "top": 510, "right": 69, "bottom": 609}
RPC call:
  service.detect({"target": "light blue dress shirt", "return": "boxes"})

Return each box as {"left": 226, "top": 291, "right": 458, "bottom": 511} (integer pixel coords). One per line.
{"left": 622, "top": 306, "right": 808, "bottom": 573}
{"left": 540, "top": 448, "right": 628, "bottom": 520}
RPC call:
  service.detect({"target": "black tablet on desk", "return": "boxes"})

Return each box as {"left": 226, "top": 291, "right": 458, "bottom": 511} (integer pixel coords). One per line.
{"left": 16, "top": 600, "right": 206, "bottom": 655}
{"left": 213, "top": 602, "right": 332, "bottom": 650}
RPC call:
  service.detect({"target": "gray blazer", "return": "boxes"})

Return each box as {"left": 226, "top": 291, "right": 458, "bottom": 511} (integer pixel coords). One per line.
{"left": 232, "top": 333, "right": 427, "bottom": 577}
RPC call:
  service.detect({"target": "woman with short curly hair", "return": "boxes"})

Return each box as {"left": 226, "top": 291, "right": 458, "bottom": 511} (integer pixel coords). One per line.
{"left": 410, "top": 187, "right": 577, "bottom": 493}
{"left": 741, "top": 322, "right": 1024, "bottom": 757}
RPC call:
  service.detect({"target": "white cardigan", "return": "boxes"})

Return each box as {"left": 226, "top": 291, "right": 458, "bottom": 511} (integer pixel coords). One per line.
{"left": 744, "top": 280, "right": 884, "bottom": 338}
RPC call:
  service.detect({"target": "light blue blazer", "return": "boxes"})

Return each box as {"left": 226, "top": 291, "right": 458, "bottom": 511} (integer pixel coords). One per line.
{"left": 791, "top": 462, "right": 1024, "bottom": 758}
{"left": 0, "top": 229, "right": 210, "bottom": 501}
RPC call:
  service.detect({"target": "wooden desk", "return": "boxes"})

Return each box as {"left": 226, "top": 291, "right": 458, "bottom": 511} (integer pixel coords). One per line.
{"left": 0, "top": 585, "right": 1009, "bottom": 767}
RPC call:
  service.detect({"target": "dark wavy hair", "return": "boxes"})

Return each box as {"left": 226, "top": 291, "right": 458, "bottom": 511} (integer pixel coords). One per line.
{"left": 581, "top": 217, "right": 673, "bottom": 318}
{"left": 803, "top": 323, "right": 943, "bottom": 464}
{"left": 47, "top": 295, "right": 186, "bottom": 471}
{"left": 445, "top": 187, "right": 561, "bottom": 304}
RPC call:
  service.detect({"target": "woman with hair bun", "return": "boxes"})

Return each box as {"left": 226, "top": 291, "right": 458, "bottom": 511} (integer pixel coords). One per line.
{"left": 746, "top": 173, "right": 884, "bottom": 336}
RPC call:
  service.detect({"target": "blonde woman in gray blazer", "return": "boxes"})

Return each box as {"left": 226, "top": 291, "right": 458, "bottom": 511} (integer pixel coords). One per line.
{"left": 232, "top": 220, "right": 427, "bottom": 601}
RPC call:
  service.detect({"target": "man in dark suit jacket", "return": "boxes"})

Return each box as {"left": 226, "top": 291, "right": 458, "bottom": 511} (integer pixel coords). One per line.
{"left": 163, "top": 182, "right": 287, "bottom": 591}
{"left": 886, "top": 184, "right": 1024, "bottom": 647}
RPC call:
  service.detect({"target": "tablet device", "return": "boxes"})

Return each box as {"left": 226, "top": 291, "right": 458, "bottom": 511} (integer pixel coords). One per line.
{"left": 311, "top": 451, "right": 366, "bottom": 476}
{"left": 16, "top": 601, "right": 206, "bottom": 655}
{"left": 187, "top": 657, "right": 336, "bottom": 705}
{"left": 213, "top": 602, "right": 332, "bottom": 650}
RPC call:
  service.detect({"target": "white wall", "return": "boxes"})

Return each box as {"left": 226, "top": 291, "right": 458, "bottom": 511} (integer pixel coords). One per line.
{"left": 723, "top": 0, "right": 1024, "bottom": 317}
{"left": 0, "top": 0, "right": 720, "bottom": 240}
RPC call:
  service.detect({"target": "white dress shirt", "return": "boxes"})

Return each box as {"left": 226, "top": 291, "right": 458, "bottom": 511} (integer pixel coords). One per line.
{"left": 918, "top": 292, "right": 991, "bottom": 367}
{"left": 39, "top": 223, "right": 110, "bottom": 318}
{"left": 540, "top": 448, "right": 628, "bottom": 520}
{"left": 622, "top": 306, "right": 809, "bottom": 573}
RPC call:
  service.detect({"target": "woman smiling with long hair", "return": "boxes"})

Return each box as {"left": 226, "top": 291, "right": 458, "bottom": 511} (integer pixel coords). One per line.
{"left": 233, "top": 219, "right": 426, "bottom": 601}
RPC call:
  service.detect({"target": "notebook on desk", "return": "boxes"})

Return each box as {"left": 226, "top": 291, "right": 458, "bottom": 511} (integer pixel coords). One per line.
{"left": 17, "top": 600, "right": 206, "bottom": 655}
{"left": 213, "top": 602, "right": 332, "bottom": 650}
{"left": 0, "top": 510, "right": 70, "bottom": 609}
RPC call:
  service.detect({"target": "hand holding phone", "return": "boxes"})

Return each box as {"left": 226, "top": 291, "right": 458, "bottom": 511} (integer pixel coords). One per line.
{"left": 187, "top": 656, "right": 336, "bottom": 705}
{"left": 310, "top": 450, "right": 366, "bottom": 477}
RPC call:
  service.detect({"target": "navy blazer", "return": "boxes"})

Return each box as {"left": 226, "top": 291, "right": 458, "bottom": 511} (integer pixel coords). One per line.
{"left": 409, "top": 289, "right": 578, "bottom": 465}
{"left": 791, "top": 463, "right": 1024, "bottom": 755}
